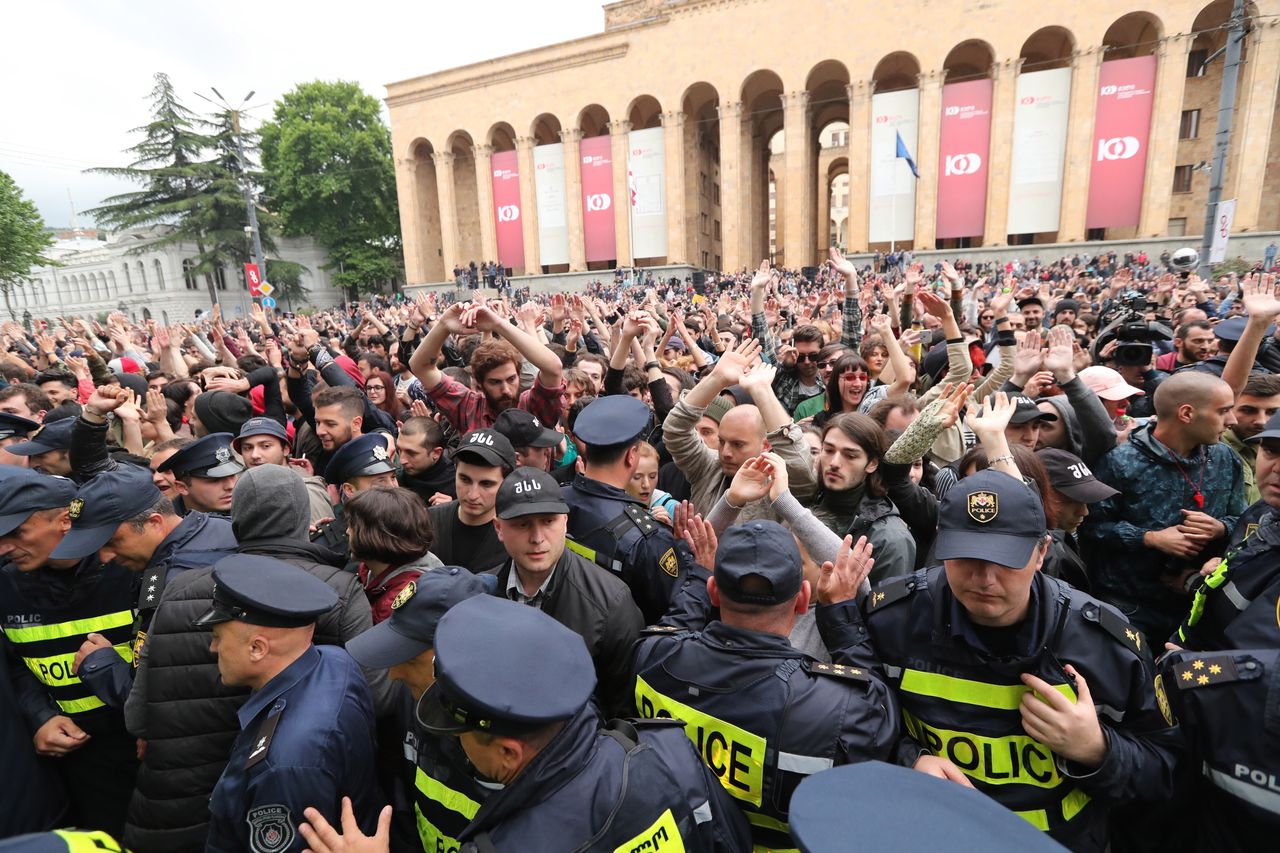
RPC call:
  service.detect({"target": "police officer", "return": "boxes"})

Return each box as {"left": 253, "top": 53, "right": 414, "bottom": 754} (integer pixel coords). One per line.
{"left": 343, "top": 567, "right": 491, "bottom": 852}
{"left": 1158, "top": 648, "right": 1280, "bottom": 852}
{"left": 311, "top": 433, "right": 400, "bottom": 563}
{"left": 862, "top": 468, "right": 1179, "bottom": 851}
{"left": 6, "top": 418, "right": 75, "bottom": 476}
{"left": 633, "top": 521, "right": 898, "bottom": 850}
{"left": 0, "top": 467, "right": 138, "bottom": 835}
{"left": 305, "top": 593, "right": 750, "bottom": 852}
{"left": 1176, "top": 409, "right": 1280, "bottom": 652}
{"left": 0, "top": 411, "right": 40, "bottom": 468}
{"left": 789, "top": 762, "right": 1063, "bottom": 853}
{"left": 155, "top": 432, "right": 244, "bottom": 517}
{"left": 198, "top": 554, "right": 380, "bottom": 853}
{"left": 562, "top": 395, "right": 684, "bottom": 623}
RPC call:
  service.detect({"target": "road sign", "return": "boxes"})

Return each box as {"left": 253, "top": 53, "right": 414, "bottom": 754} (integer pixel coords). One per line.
{"left": 261, "top": 296, "right": 277, "bottom": 309}
{"left": 258, "top": 281, "right": 275, "bottom": 297}
{"left": 245, "top": 263, "right": 262, "bottom": 297}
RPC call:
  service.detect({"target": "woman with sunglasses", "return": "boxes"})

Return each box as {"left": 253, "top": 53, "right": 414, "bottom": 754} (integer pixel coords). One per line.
{"left": 798, "top": 315, "right": 915, "bottom": 427}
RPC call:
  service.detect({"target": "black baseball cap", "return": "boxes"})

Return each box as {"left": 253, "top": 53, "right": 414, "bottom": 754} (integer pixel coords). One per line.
{"left": 492, "top": 409, "right": 561, "bottom": 449}
{"left": 494, "top": 467, "right": 568, "bottom": 519}
{"left": 1036, "top": 449, "right": 1119, "bottom": 503}
{"left": 49, "top": 467, "right": 164, "bottom": 559}
{"left": 713, "top": 520, "right": 803, "bottom": 606}
{"left": 0, "top": 467, "right": 76, "bottom": 536}
{"left": 6, "top": 419, "right": 74, "bottom": 456}
{"left": 935, "top": 469, "right": 1047, "bottom": 569}
{"left": 416, "top": 595, "right": 595, "bottom": 736}
{"left": 1000, "top": 395, "right": 1058, "bottom": 425}
{"left": 345, "top": 567, "right": 487, "bottom": 667}
{"left": 452, "top": 429, "right": 517, "bottom": 471}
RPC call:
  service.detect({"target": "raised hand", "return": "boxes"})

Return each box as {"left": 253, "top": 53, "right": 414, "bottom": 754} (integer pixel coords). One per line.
{"left": 1043, "top": 325, "right": 1076, "bottom": 382}
{"left": 750, "top": 259, "right": 772, "bottom": 293}
{"left": 966, "top": 391, "right": 1017, "bottom": 443}
{"left": 673, "top": 501, "right": 718, "bottom": 569}
{"left": 816, "top": 534, "right": 875, "bottom": 605}
{"left": 1241, "top": 272, "right": 1280, "bottom": 319}
{"left": 828, "top": 246, "right": 856, "bottom": 282}
{"left": 738, "top": 361, "right": 777, "bottom": 398}
{"left": 726, "top": 456, "right": 775, "bottom": 507}
{"left": 144, "top": 389, "right": 168, "bottom": 424}
{"left": 761, "top": 450, "right": 790, "bottom": 501}
{"left": 710, "top": 338, "right": 762, "bottom": 386}
{"left": 936, "top": 382, "right": 974, "bottom": 430}
{"left": 1011, "top": 329, "right": 1044, "bottom": 379}
{"left": 916, "top": 290, "right": 953, "bottom": 320}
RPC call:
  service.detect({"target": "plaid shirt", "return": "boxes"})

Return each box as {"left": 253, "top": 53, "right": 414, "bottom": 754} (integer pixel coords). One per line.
{"left": 411, "top": 373, "right": 565, "bottom": 435}
{"left": 752, "top": 291, "right": 864, "bottom": 414}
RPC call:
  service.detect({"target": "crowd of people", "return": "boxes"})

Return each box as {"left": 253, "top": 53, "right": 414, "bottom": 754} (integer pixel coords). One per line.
{"left": 0, "top": 243, "right": 1278, "bottom": 852}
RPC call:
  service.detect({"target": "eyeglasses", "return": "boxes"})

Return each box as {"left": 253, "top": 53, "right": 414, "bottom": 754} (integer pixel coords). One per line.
{"left": 366, "top": 384, "right": 385, "bottom": 392}
{"left": 980, "top": 314, "right": 994, "bottom": 320}
{"left": 794, "top": 352, "right": 819, "bottom": 363}
{"left": 841, "top": 371, "right": 870, "bottom": 382}
{"left": 817, "top": 361, "right": 836, "bottom": 370}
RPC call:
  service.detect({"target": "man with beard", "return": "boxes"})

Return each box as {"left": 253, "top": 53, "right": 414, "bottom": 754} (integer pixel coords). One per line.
{"left": 310, "top": 386, "right": 368, "bottom": 475}
{"left": 1162, "top": 321, "right": 1217, "bottom": 372}
{"left": 409, "top": 299, "right": 564, "bottom": 434}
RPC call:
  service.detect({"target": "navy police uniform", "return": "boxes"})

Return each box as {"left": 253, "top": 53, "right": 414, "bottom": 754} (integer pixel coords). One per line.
{"left": 347, "top": 567, "right": 492, "bottom": 852}
{"left": 155, "top": 432, "right": 244, "bottom": 518}
{"left": 862, "top": 470, "right": 1179, "bottom": 852}
{"left": 0, "top": 468, "right": 138, "bottom": 836}
{"left": 1158, "top": 648, "right": 1280, "bottom": 852}
{"left": 199, "top": 555, "right": 379, "bottom": 853}
{"left": 633, "top": 520, "right": 899, "bottom": 851}
{"left": 562, "top": 395, "right": 684, "bottom": 623}
{"left": 0, "top": 412, "right": 40, "bottom": 444}
{"left": 417, "top": 594, "right": 752, "bottom": 852}
{"left": 310, "top": 434, "right": 398, "bottom": 564}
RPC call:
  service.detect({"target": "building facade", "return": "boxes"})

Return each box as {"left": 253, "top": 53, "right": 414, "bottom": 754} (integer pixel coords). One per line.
{"left": 386, "top": 0, "right": 1280, "bottom": 283}
{"left": 17, "top": 226, "right": 344, "bottom": 322}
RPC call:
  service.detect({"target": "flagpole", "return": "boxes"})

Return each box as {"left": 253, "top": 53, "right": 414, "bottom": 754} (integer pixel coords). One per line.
{"left": 890, "top": 157, "right": 897, "bottom": 255}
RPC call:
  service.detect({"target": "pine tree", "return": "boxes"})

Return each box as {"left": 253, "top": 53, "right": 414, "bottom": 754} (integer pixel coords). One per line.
{"left": 0, "top": 170, "right": 56, "bottom": 319}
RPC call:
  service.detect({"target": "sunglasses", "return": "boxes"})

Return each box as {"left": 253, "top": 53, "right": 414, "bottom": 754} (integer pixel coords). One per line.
{"left": 817, "top": 360, "right": 837, "bottom": 370}
{"left": 841, "top": 371, "right": 870, "bottom": 382}
{"left": 794, "top": 352, "right": 820, "bottom": 363}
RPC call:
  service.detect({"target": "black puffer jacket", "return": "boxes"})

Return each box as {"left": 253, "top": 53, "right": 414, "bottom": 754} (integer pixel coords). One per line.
{"left": 121, "top": 466, "right": 393, "bottom": 853}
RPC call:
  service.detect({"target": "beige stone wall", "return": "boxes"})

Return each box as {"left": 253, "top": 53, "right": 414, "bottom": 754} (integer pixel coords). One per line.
{"left": 388, "top": 0, "right": 1280, "bottom": 284}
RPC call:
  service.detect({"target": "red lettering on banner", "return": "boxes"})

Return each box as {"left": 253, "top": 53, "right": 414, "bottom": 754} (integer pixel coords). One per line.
{"left": 580, "top": 135, "right": 616, "bottom": 263}
{"left": 1086, "top": 56, "right": 1157, "bottom": 229}
{"left": 936, "top": 79, "right": 993, "bottom": 239}
{"left": 491, "top": 150, "right": 524, "bottom": 271}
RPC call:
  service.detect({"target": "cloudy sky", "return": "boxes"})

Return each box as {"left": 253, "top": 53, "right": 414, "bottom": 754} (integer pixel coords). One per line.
{"left": 3, "top": 0, "right": 602, "bottom": 227}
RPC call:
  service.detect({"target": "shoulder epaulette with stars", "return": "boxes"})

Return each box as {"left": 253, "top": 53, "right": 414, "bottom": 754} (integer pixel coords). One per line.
{"left": 865, "top": 576, "right": 917, "bottom": 613}
{"left": 1171, "top": 654, "right": 1263, "bottom": 690}
{"left": 804, "top": 660, "right": 871, "bottom": 683}
{"left": 1079, "top": 601, "right": 1145, "bottom": 656}
{"left": 640, "top": 624, "right": 684, "bottom": 637}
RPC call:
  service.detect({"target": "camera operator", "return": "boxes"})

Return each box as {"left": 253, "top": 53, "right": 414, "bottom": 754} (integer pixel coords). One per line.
{"left": 1093, "top": 295, "right": 1172, "bottom": 419}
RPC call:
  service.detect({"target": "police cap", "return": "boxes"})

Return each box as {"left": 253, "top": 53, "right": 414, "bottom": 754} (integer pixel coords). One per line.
{"left": 49, "top": 466, "right": 163, "bottom": 560}
{"left": 451, "top": 428, "right": 517, "bottom": 471}
{"left": 1213, "top": 315, "right": 1275, "bottom": 342}
{"left": 0, "top": 412, "right": 39, "bottom": 441}
{"left": 0, "top": 466, "right": 76, "bottom": 536}
{"left": 493, "top": 408, "right": 561, "bottom": 449}
{"left": 790, "top": 762, "right": 1063, "bottom": 853}
{"left": 232, "top": 417, "right": 291, "bottom": 454}
{"left": 494, "top": 467, "right": 568, "bottom": 519}
{"left": 323, "top": 433, "right": 396, "bottom": 484}
{"left": 192, "top": 554, "right": 338, "bottom": 629}
{"left": 573, "top": 395, "right": 651, "bottom": 446}
{"left": 416, "top": 594, "right": 595, "bottom": 736}
{"left": 1247, "top": 408, "right": 1280, "bottom": 444}
{"left": 936, "top": 468, "right": 1046, "bottom": 569}
{"left": 714, "top": 520, "right": 803, "bottom": 606}
{"left": 345, "top": 567, "right": 487, "bottom": 667}
{"left": 157, "top": 432, "right": 245, "bottom": 479}
{"left": 6, "top": 418, "right": 74, "bottom": 456}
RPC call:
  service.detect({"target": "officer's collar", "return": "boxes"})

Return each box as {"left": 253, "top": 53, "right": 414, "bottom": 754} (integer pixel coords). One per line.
{"left": 237, "top": 645, "right": 322, "bottom": 728}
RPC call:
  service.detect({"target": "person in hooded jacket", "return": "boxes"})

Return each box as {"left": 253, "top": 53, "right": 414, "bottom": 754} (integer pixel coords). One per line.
{"left": 117, "top": 465, "right": 394, "bottom": 853}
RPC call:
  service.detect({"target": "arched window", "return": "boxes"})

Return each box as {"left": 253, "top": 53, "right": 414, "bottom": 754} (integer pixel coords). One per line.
{"left": 183, "top": 259, "right": 199, "bottom": 291}
{"left": 153, "top": 259, "right": 165, "bottom": 291}
{"left": 122, "top": 265, "right": 133, "bottom": 294}
{"left": 136, "top": 260, "right": 147, "bottom": 290}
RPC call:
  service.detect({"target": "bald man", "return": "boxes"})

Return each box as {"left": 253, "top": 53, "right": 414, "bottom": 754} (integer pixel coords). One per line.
{"left": 663, "top": 338, "right": 816, "bottom": 523}
{"left": 1083, "top": 372, "right": 1246, "bottom": 642}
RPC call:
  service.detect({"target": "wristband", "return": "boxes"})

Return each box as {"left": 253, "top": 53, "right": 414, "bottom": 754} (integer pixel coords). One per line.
{"left": 987, "top": 454, "right": 1015, "bottom": 466}
{"left": 643, "top": 361, "right": 661, "bottom": 371}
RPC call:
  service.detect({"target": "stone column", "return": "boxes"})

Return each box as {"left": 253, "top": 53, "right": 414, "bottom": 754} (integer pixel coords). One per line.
{"left": 1059, "top": 48, "right": 1104, "bottom": 241}
{"left": 395, "top": 157, "right": 425, "bottom": 283}
{"left": 816, "top": 155, "right": 832, "bottom": 254}
{"left": 983, "top": 58, "right": 1023, "bottom": 246}
{"left": 515, "top": 136, "right": 541, "bottom": 274}
{"left": 1231, "top": 20, "right": 1280, "bottom": 231}
{"left": 783, "top": 90, "right": 814, "bottom": 268}
{"left": 718, "top": 100, "right": 745, "bottom": 271}
{"left": 561, "top": 129, "right": 587, "bottom": 271}
{"left": 1138, "top": 36, "right": 1192, "bottom": 237}
{"left": 913, "top": 70, "right": 946, "bottom": 249}
{"left": 661, "top": 111, "right": 688, "bottom": 264}
{"left": 432, "top": 151, "right": 460, "bottom": 276}
{"left": 474, "top": 145, "right": 499, "bottom": 266}
{"left": 846, "top": 81, "right": 873, "bottom": 252}
{"left": 609, "top": 120, "right": 633, "bottom": 265}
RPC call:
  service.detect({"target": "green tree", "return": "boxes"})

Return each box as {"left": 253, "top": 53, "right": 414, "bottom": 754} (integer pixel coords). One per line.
{"left": 86, "top": 73, "right": 272, "bottom": 308}
{"left": 260, "top": 80, "right": 402, "bottom": 298}
{"left": 0, "top": 170, "right": 56, "bottom": 319}
{"left": 265, "top": 258, "right": 309, "bottom": 311}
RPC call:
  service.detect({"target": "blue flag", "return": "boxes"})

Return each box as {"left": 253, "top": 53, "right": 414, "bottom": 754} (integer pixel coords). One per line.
{"left": 895, "top": 131, "right": 920, "bottom": 179}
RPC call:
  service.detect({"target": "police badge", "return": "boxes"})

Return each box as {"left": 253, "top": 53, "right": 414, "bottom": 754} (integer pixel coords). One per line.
{"left": 372, "top": 444, "right": 389, "bottom": 461}
{"left": 392, "top": 580, "right": 416, "bottom": 610}
{"left": 215, "top": 446, "right": 232, "bottom": 464}
{"left": 247, "top": 804, "right": 295, "bottom": 853}
{"left": 68, "top": 498, "right": 84, "bottom": 520}
{"left": 966, "top": 491, "right": 998, "bottom": 523}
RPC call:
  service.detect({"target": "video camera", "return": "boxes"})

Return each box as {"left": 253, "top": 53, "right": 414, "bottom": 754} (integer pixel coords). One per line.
{"left": 1092, "top": 291, "right": 1172, "bottom": 367}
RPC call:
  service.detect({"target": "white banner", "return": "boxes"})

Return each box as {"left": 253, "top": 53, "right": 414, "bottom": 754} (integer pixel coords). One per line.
{"left": 1210, "top": 198, "right": 1237, "bottom": 263}
{"left": 869, "top": 89, "right": 919, "bottom": 244}
{"left": 628, "top": 127, "right": 668, "bottom": 259}
{"left": 533, "top": 143, "right": 568, "bottom": 267}
{"left": 1007, "top": 68, "right": 1072, "bottom": 235}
